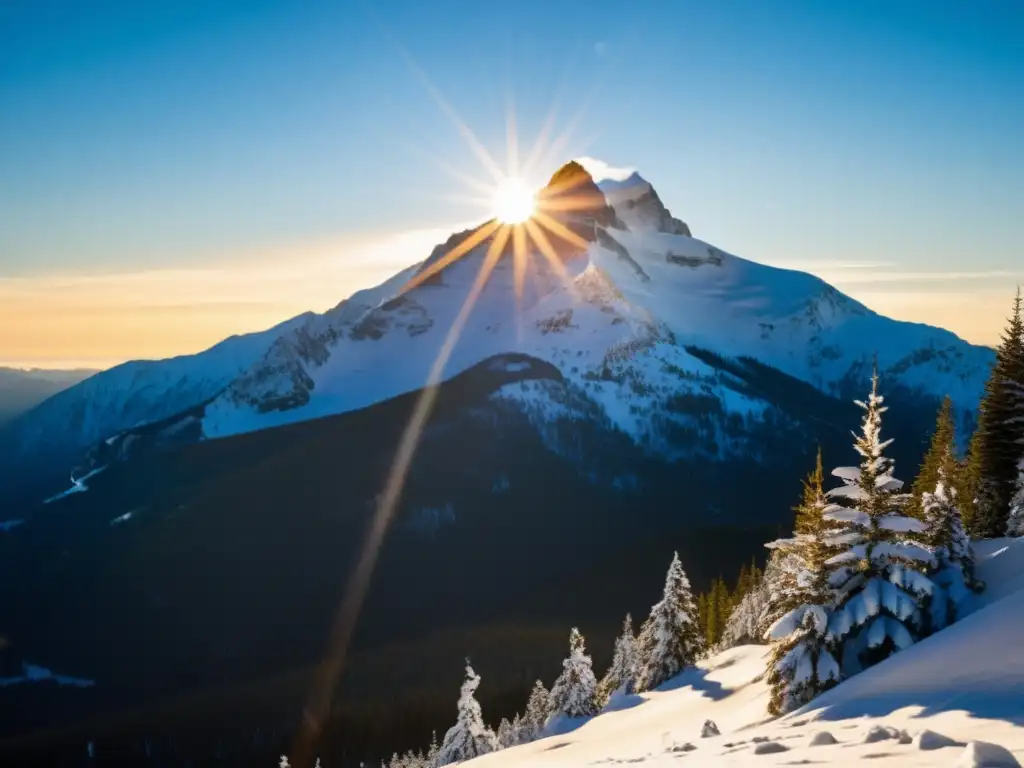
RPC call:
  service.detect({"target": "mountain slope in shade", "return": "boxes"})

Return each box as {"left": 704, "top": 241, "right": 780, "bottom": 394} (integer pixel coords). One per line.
{"left": 0, "top": 314, "right": 311, "bottom": 492}
{"left": 199, "top": 164, "right": 992, "bottom": 456}
{"left": 467, "top": 538, "right": 1024, "bottom": 768}
{"left": 0, "top": 368, "right": 97, "bottom": 429}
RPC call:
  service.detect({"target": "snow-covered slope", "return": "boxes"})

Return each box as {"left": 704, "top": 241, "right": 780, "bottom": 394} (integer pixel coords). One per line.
{"left": 1, "top": 314, "right": 310, "bottom": 468}
{"left": 468, "top": 538, "right": 1024, "bottom": 767}
{"left": 201, "top": 163, "right": 993, "bottom": 456}
{"left": 2, "top": 162, "right": 995, "bottom": 482}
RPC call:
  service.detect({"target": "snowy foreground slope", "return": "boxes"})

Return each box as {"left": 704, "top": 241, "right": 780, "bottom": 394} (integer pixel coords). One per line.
{"left": 471, "top": 539, "right": 1024, "bottom": 767}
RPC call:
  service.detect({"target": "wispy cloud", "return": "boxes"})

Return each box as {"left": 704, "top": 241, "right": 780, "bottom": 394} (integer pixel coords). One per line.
{"left": 575, "top": 156, "right": 636, "bottom": 182}
{"left": 0, "top": 225, "right": 461, "bottom": 369}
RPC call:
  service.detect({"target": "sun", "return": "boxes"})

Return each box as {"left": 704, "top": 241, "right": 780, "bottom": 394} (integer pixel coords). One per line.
{"left": 493, "top": 177, "right": 535, "bottom": 224}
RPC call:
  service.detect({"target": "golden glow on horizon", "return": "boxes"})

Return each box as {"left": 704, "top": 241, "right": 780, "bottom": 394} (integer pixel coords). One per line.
{"left": 492, "top": 177, "right": 535, "bottom": 223}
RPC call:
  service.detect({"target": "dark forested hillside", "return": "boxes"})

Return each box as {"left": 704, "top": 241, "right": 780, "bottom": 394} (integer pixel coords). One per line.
{"left": 0, "top": 352, "right": 948, "bottom": 765}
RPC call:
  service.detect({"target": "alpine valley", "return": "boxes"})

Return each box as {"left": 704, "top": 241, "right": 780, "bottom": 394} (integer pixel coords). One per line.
{"left": 0, "top": 163, "right": 996, "bottom": 764}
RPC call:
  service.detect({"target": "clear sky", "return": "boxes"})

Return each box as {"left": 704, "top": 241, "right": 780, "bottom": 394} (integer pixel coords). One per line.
{"left": 2, "top": 0, "right": 1021, "bottom": 368}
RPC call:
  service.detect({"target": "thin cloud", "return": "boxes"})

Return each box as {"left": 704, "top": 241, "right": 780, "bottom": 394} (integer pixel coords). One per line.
{"left": 0, "top": 225, "right": 460, "bottom": 368}
{"left": 575, "top": 156, "right": 636, "bottom": 182}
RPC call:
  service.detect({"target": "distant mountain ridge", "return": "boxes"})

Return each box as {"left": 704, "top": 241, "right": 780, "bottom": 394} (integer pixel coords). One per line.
{"left": 0, "top": 315, "right": 310, "bottom": 498}
{"left": 0, "top": 368, "right": 97, "bottom": 429}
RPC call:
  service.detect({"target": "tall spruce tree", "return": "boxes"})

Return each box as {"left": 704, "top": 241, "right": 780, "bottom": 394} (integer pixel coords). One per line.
{"left": 910, "top": 397, "right": 957, "bottom": 519}
{"left": 763, "top": 450, "right": 840, "bottom": 714}
{"left": 822, "top": 371, "right": 937, "bottom": 674}
{"left": 971, "top": 288, "right": 1024, "bottom": 537}
{"left": 549, "top": 628, "right": 600, "bottom": 719}
{"left": 922, "top": 464, "right": 980, "bottom": 630}
{"left": 763, "top": 449, "right": 834, "bottom": 629}
{"left": 436, "top": 662, "right": 498, "bottom": 766}
{"left": 598, "top": 614, "right": 638, "bottom": 702}
{"left": 635, "top": 552, "right": 704, "bottom": 691}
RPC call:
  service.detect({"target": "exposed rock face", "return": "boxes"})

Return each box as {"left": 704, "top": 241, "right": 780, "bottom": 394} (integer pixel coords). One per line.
{"left": 540, "top": 160, "right": 623, "bottom": 231}
{"left": 599, "top": 171, "right": 691, "bottom": 236}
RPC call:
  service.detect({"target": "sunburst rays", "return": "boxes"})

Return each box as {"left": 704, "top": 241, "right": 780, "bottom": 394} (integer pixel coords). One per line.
{"left": 293, "top": 66, "right": 603, "bottom": 768}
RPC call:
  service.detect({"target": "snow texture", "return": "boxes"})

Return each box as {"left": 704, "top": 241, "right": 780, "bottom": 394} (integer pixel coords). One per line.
{"left": 453, "top": 539, "right": 1024, "bottom": 768}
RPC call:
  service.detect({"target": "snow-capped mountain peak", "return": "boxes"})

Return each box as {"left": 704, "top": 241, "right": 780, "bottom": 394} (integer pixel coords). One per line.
{"left": 195, "top": 162, "right": 992, "bottom": 452}
{"left": 1, "top": 161, "right": 996, "bottom": 487}
{"left": 597, "top": 171, "right": 692, "bottom": 237}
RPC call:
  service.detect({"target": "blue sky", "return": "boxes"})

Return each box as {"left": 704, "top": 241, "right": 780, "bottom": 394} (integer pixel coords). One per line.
{"left": 1, "top": 0, "right": 1022, "bottom": 366}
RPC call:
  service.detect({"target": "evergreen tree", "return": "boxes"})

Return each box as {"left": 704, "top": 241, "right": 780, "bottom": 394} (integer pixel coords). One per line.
{"left": 521, "top": 679, "right": 550, "bottom": 742}
{"left": 635, "top": 552, "right": 705, "bottom": 691}
{"left": 910, "top": 397, "right": 957, "bottom": 520}
{"left": 496, "top": 718, "right": 515, "bottom": 749}
{"left": 762, "top": 449, "right": 835, "bottom": 631}
{"left": 713, "top": 577, "right": 731, "bottom": 642}
{"left": 823, "top": 371, "right": 936, "bottom": 674}
{"left": 697, "top": 593, "right": 709, "bottom": 644}
{"left": 919, "top": 403, "right": 985, "bottom": 629}
{"left": 719, "top": 575, "right": 768, "bottom": 649}
{"left": 922, "top": 468, "right": 980, "bottom": 629}
{"left": 426, "top": 731, "right": 440, "bottom": 768}
{"left": 971, "top": 288, "right": 1024, "bottom": 537}
{"left": 436, "top": 662, "right": 498, "bottom": 766}
{"left": 509, "top": 713, "right": 524, "bottom": 747}
{"left": 598, "top": 614, "right": 638, "bottom": 702}
{"left": 1007, "top": 462, "right": 1024, "bottom": 537}
{"left": 549, "top": 628, "right": 600, "bottom": 718}
{"left": 764, "top": 451, "right": 840, "bottom": 715}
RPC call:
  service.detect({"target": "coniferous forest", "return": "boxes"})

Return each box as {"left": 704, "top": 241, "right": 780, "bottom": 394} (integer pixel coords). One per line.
{"left": 368, "top": 290, "right": 1024, "bottom": 768}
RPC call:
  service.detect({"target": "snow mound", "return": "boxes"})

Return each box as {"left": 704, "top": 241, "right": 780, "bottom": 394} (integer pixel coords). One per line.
{"left": 463, "top": 539, "right": 1024, "bottom": 767}
{"left": 957, "top": 741, "right": 1022, "bottom": 768}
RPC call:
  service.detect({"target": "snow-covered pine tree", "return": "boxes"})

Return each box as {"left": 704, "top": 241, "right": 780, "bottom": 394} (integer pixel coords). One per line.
{"left": 521, "top": 679, "right": 550, "bottom": 743}
{"left": 635, "top": 552, "right": 704, "bottom": 691}
{"left": 426, "top": 731, "right": 440, "bottom": 768}
{"left": 922, "top": 468, "right": 979, "bottom": 630}
{"left": 509, "top": 712, "right": 524, "bottom": 747}
{"left": 763, "top": 449, "right": 840, "bottom": 715}
{"left": 496, "top": 717, "right": 514, "bottom": 749}
{"left": 598, "top": 614, "right": 638, "bottom": 702}
{"left": 436, "top": 662, "right": 498, "bottom": 766}
{"left": 910, "top": 397, "right": 958, "bottom": 520}
{"left": 971, "top": 288, "right": 1024, "bottom": 538}
{"left": 1008, "top": 460, "right": 1024, "bottom": 537}
{"left": 918, "top": 399, "right": 983, "bottom": 628}
{"left": 761, "top": 449, "right": 834, "bottom": 629}
{"left": 549, "top": 628, "right": 600, "bottom": 719}
{"left": 719, "top": 571, "right": 767, "bottom": 650}
{"left": 823, "top": 370, "right": 936, "bottom": 674}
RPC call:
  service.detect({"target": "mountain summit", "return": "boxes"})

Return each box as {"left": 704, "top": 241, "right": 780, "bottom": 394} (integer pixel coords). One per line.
{"left": 0, "top": 165, "right": 994, "bottom": 491}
